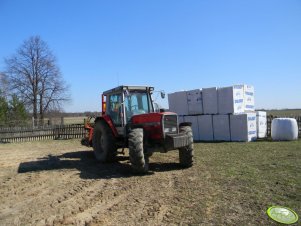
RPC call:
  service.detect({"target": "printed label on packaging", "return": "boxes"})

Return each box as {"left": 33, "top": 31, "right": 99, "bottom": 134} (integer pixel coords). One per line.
{"left": 245, "top": 91, "right": 254, "bottom": 96}
{"left": 248, "top": 131, "right": 256, "bottom": 135}
{"left": 234, "top": 99, "right": 244, "bottom": 104}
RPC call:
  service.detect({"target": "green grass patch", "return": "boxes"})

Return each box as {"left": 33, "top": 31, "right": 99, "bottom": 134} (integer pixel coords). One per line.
{"left": 188, "top": 140, "right": 301, "bottom": 225}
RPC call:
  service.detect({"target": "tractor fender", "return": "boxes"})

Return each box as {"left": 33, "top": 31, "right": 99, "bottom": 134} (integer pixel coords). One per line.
{"left": 95, "top": 115, "right": 119, "bottom": 137}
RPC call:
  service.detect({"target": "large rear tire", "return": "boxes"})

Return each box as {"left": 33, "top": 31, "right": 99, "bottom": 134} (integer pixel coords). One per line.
{"left": 128, "top": 128, "right": 149, "bottom": 173}
{"left": 92, "top": 120, "right": 117, "bottom": 162}
{"left": 179, "top": 125, "right": 194, "bottom": 167}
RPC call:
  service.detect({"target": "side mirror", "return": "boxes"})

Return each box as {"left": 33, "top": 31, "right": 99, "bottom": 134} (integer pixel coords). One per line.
{"left": 161, "top": 91, "right": 165, "bottom": 99}
{"left": 153, "top": 102, "right": 160, "bottom": 112}
{"left": 123, "top": 89, "right": 131, "bottom": 103}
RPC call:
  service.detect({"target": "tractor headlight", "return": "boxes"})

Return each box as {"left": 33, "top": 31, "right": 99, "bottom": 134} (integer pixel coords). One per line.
{"left": 164, "top": 127, "right": 177, "bottom": 133}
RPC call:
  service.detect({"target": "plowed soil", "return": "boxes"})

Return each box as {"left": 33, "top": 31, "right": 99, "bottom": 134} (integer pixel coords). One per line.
{"left": 0, "top": 140, "right": 207, "bottom": 226}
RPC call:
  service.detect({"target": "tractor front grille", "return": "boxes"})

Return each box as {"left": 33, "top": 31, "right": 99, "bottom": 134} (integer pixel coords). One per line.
{"left": 162, "top": 114, "right": 178, "bottom": 135}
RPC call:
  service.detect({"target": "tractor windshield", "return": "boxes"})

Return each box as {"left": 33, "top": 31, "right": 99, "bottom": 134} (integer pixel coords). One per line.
{"left": 124, "top": 91, "right": 153, "bottom": 122}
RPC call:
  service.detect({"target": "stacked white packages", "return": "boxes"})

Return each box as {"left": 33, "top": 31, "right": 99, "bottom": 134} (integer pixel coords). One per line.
{"left": 168, "top": 91, "right": 189, "bottom": 115}
{"left": 187, "top": 89, "right": 203, "bottom": 115}
{"left": 198, "top": 115, "right": 214, "bottom": 141}
{"left": 213, "top": 115, "right": 231, "bottom": 141}
{"left": 202, "top": 87, "right": 218, "bottom": 114}
{"left": 218, "top": 85, "right": 244, "bottom": 114}
{"left": 168, "top": 84, "right": 258, "bottom": 142}
{"left": 230, "top": 113, "right": 257, "bottom": 142}
{"left": 256, "top": 111, "right": 267, "bottom": 138}
{"left": 183, "top": 116, "right": 200, "bottom": 141}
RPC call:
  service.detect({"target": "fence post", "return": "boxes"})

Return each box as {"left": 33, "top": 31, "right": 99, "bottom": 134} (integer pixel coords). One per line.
{"left": 60, "top": 117, "right": 64, "bottom": 125}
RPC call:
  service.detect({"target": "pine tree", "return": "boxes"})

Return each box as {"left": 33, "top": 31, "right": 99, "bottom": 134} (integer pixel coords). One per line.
{"left": 8, "top": 95, "right": 28, "bottom": 126}
{"left": 0, "top": 95, "right": 9, "bottom": 126}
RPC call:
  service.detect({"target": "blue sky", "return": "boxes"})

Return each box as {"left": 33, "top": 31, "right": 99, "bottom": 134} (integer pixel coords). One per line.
{"left": 0, "top": 0, "right": 300, "bottom": 112}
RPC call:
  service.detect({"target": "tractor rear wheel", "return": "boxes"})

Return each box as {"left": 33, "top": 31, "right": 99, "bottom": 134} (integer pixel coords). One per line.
{"left": 92, "top": 120, "right": 117, "bottom": 162}
{"left": 179, "top": 125, "right": 194, "bottom": 167}
{"left": 128, "top": 128, "right": 149, "bottom": 173}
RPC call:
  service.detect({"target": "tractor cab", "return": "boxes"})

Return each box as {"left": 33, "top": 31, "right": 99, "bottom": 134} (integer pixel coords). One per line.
{"left": 103, "top": 86, "right": 155, "bottom": 129}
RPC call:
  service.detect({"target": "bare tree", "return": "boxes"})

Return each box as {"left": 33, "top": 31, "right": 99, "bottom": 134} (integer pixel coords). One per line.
{"left": 4, "top": 36, "right": 70, "bottom": 123}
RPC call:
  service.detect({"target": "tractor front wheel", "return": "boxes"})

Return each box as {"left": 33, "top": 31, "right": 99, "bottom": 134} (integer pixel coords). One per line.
{"left": 178, "top": 125, "right": 194, "bottom": 167}
{"left": 92, "top": 120, "right": 117, "bottom": 162}
{"left": 128, "top": 128, "right": 149, "bottom": 173}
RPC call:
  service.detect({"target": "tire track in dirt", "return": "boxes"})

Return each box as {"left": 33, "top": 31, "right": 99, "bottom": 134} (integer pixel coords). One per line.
{"left": 0, "top": 171, "right": 84, "bottom": 225}
{"left": 88, "top": 168, "right": 192, "bottom": 226}
{"left": 46, "top": 178, "right": 132, "bottom": 225}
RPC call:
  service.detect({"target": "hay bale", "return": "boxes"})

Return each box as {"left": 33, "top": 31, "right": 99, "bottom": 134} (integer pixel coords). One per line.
{"left": 271, "top": 118, "right": 298, "bottom": 141}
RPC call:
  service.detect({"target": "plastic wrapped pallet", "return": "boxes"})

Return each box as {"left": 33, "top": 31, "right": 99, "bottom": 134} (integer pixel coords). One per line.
{"left": 202, "top": 87, "right": 218, "bottom": 114}
{"left": 213, "top": 115, "right": 231, "bottom": 141}
{"left": 197, "top": 115, "right": 214, "bottom": 141}
{"left": 230, "top": 113, "right": 257, "bottom": 142}
{"left": 187, "top": 89, "right": 203, "bottom": 115}
{"left": 168, "top": 91, "right": 188, "bottom": 116}
{"left": 244, "top": 85, "right": 255, "bottom": 112}
{"left": 271, "top": 118, "right": 298, "bottom": 141}
{"left": 183, "top": 116, "right": 200, "bottom": 141}
{"left": 218, "top": 85, "right": 244, "bottom": 114}
{"left": 256, "top": 111, "right": 267, "bottom": 138}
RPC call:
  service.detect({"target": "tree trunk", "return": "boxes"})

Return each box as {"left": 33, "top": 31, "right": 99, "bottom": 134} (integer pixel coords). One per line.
{"left": 33, "top": 96, "right": 38, "bottom": 126}
{"left": 39, "top": 94, "right": 44, "bottom": 126}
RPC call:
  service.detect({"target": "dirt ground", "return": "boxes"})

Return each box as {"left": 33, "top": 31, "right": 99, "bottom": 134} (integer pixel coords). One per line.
{"left": 0, "top": 140, "right": 210, "bottom": 226}
{"left": 1, "top": 139, "right": 300, "bottom": 226}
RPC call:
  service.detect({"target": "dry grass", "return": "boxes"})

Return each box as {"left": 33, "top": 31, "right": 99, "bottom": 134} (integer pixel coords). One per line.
{"left": 63, "top": 116, "right": 86, "bottom": 124}
{"left": 265, "top": 109, "right": 301, "bottom": 117}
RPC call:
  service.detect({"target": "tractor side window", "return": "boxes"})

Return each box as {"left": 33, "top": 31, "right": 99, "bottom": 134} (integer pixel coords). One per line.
{"left": 140, "top": 94, "right": 149, "bottom": 112}
{"left": 107, "top": 94, "right": 122, "bottom": 126}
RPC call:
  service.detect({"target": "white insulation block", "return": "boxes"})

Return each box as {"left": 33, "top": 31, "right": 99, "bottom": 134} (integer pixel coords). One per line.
{"left": 203, "top": 87, "right": 218, "bottom": 114}
{"left": 168, "top": 91, "right": 188, "bottom": 115}
{"left": 256, "top": 111, "right": 267, "bottom": 138}
{"left": 178, "top": 115, "right": 185, "bottom": 124}
{"left": 198, "top": 115, "right": 214, "bottom": 141}
{"left": 244, "top": 85, "right": 255, "bottom": 112}
{"left": 218, "top": 85, "right": 244, "bottom": 114}
{"left": 213, "top": 115, "right": 231, "bottom": 141}
{"left": 230, "top": 113, "right": 257, "bottom": 142}
{"left": 187, "top": 89, "right": 203, "bottom": 115}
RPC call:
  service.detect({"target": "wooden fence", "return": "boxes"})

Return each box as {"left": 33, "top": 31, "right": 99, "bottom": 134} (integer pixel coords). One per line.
{"left": 267, "top": 115, "right": 301, "bottom": 138}
{"left": 0, "top": 124, "right": 86, "bottom": 143}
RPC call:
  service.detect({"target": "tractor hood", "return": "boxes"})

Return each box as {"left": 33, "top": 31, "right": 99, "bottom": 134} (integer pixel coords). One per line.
{"left": 130, "top": 112, "right": 179, "bottom": 140}
{"left": 131, "top": 112, "right": 177, "bottom": 126}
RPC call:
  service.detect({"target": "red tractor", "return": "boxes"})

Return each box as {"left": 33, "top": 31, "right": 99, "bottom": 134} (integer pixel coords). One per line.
{"left": 82, "top": 85, "right": 194, "bottom": 173}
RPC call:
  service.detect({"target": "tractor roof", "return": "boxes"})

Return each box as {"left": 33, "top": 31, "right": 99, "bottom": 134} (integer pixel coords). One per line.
{"left": 103, "top": 85, "right": 154, "bottom": 95}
